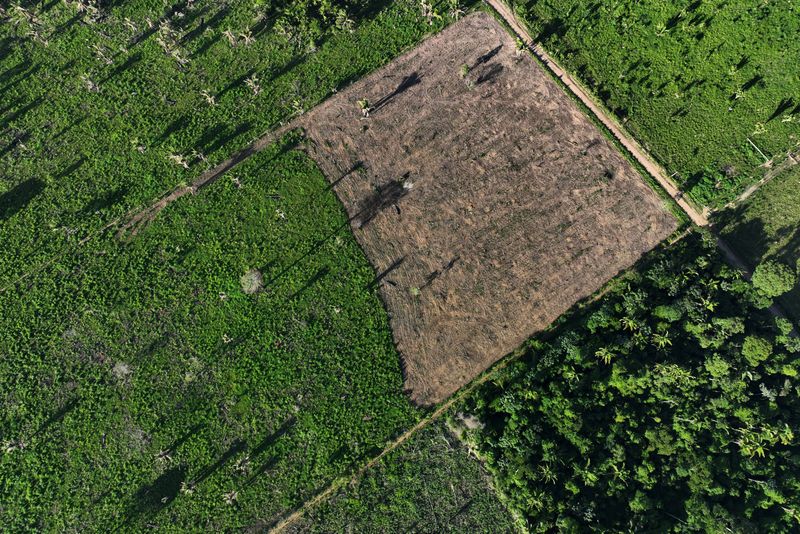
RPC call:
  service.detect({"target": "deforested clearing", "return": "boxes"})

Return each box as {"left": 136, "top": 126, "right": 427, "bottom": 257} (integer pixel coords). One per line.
{"left": 299, "top": 12, "right": 678, "bottom": 405}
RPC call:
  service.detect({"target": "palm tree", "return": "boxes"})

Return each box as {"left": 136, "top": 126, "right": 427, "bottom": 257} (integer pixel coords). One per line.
{"left": 595, "top": 347, "right": 614, "bottom": 365}
{"left": 652, "top": 332, "right": 672, "bottom": 349}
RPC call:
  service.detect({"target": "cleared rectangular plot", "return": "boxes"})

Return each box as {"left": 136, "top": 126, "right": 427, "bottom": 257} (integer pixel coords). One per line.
{"left": 299, "top": 12, "right": 678, "bottom": 404}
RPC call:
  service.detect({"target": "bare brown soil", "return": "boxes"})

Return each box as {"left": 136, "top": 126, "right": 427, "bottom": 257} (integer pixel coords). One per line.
{"left": 297, "top": 12, "right": 677, "bottom": 405}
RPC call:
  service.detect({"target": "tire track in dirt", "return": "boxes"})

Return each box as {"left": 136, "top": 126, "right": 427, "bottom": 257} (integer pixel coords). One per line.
{"left": 116, "top": 122, "right": 296, "bottom": 239}
{"left": 726, "top": 148, "right": 799, "bottom": 208}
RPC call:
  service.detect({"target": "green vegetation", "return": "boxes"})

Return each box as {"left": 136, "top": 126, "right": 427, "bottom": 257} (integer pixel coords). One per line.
{"left": 4, "top": 0, "right": 799, "bottom": 531}
{"left": 0, "top": 144, "right": 422, "bottom": 530}
{"left": 719, "top": 166, "right": 800, "bottom": 320}
{"left": 294, "top": 421, "right": 516, "bottom": 533}
{"left": 752, "top": 261, "right": 796, "bottom": 299}
{"left": 0, "top": 0, "right": 459, "bottom": 288}
{"left": 462, "top": 232, "right": 800, "bottom": 531}
{"left": 511, "top": 0, "right": 800, "bottom": 207}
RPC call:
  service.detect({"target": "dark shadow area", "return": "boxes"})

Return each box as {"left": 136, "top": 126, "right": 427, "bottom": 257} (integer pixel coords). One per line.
{"left": 742, "top": 74, "right": 765, "bottom": 91}
{"left": 250, "top": 417, "right": 295, "bottom": 460}
{"left": 165, "top": 423, "right": 204, "bottom": 455}
{"left": 80, "top": 186, "right": 128, "bottom": 214}
{"left": 53, "top": 157, "right": 86, "bottom": 180}
{"left": 0, "top": 61, "right": 30, "bottom": 85}
{"left": 473, "top": 44, "right": 503, "bottom": 68}
{"left": 680, "top": 170, "right": 704, "bottom": 195}
{"left": 216, "top": 69, "right": 256, "bottom": 100}
{"left": 0, "top": 96, "right": 44, "bottom": 130}
{"left": 53, "top": 115, "right": 87, "bottom": 141}
{"left": 193, "top": 438, "right": 247, "bottom": 486}
{"left": 265, "top": 55, "right": 306, "bottom": 85}
{"left": 290, "top": 266, "right": 330, "bottom": 299}
{"left": 54, "top": 12, "right": 83, "bottom": 36}
{"left": 356, "top": 177, "right": 410, "bottom": 228}
{"left": 476, "top": 63, "right": 503, "bottom": 85}
{"left": 420, "top": 256, "right": 460, "bottom": 290}
{"left": 326, "top": 160, "right": 364, "bottom": 192}
{"left": 197, "top": 121, "right": 252, "bottom": 156}
{"left": 538, "top": 17, "right": 567, "bottom": 41}
{"left": 100, "top": 52, "right": 143, "bottom": 84}
{"left": 127, "top": 466, "right": 186, "bottom": 524}
{"left": 31, "top": 398, "right": 78, "bottom": 441}
{"left": 157, "top": 115, "right": 190, "bottom": 143}
{"left": 773, "top": 224, "right": 800, "bottom": 268}
{"left": 713, "top": 204, "right": 767, "bottom": 263}
{"left": 0, "top": 37, "right": 14, "bottom": 59}
{"left": 0, "top": 178, "right": 45, "bottom": 221}
{"left": 177, "top": 5, "right": 213, "bottom": 43}
{"left": 190, "top": 32, "right": 221, "bottom": 58}
{"left": 351, "top": 0, "right": 394, "bottom": 25}
{"left": 372, "top": 72, "right": 421, "bottom": 113}
{"left": 367, "top": 255, "right": 405, "bottom": 290}
{"left": 250, "top": 11, "right": 277, "bottom": 38}
{"left": 768, "top": 97, "right": 795, "bottom": 122}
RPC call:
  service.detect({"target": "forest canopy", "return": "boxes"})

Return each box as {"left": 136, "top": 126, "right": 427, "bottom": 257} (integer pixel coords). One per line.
{"left": 464, "top": 232, "right": 800, "bottom": 532}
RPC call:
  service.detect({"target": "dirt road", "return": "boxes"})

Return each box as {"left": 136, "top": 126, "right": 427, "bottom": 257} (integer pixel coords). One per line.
{"left": 483, "top": 0, "right": 708, "bottom": 228}
{"left": 482, "top": 0, "right": 797, "bottom": 330}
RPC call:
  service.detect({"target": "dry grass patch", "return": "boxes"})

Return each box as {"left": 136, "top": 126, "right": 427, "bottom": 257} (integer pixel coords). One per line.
{"left": 298, "top": 12, "right": 678, "bottom": 404}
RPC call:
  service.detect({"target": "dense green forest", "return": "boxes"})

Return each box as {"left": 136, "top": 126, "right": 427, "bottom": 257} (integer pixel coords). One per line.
{"left": 463, "top": 232, "right": 800, "bottom": 531}
{"left": 511, "top": 0, "right": 800, "bottom": 207}
{"left": 0, "top": 144, "right": 423, "bottom": 530}
{"left": 719, "top": 166, "right": 800, "bottom": 321}
{"left": 0, "top": 0, "right": 460, "bottom": 287}
{"left": 293, "top": 421, "right": 516, "bottom": 533}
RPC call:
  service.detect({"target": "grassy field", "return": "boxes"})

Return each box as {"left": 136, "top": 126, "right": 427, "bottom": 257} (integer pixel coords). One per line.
{"left": 0, "top": 142, "right": 426, "bottom": 530}
{"left": 460, "top": 232, "right": 800, "bottom": 531}
{"left": 719, "top": 166, "right": 800, "bottom": 321}
{"left": 291, "top": 420, "right": 517, "bottom": 533}
{"left": 510, "top": 0, "right": 800, "bottom": 208}
{"left": 0, "top": 0, "right": 460, "bottom": 289}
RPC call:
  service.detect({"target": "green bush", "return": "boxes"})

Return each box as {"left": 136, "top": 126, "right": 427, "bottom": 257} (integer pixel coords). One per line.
{"left": 752, "top": 261, "right": 796, "bottom": 298}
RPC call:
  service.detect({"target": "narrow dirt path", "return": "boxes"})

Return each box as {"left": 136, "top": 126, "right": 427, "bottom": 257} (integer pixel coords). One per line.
{"left": 268, "top": 341, "right": 524, "bottom": 533}
{"left": 269, "top": 7, "right": 798, "bottom": 530}
{"left": 117, "top": 122, "right": 296, "bottom": 239}
{"left": 482, "top": 0, "right": 708, "bottom": 229}
{"left": 0, "top": 123, "right": 297, "bottom": 294}
{"left": 481, "top": 0, "right": 799, "bottom": 320}
{"left": 728, "top": 149, "right": 798, "bottom": 208}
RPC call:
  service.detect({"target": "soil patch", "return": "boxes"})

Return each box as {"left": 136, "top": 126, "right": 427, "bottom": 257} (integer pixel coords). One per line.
{"left": 299, "top": 12, "right": 677, "bottom": 404}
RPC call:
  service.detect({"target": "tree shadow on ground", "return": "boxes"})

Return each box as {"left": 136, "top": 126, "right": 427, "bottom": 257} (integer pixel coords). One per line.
{"left": 80, "top": 186, "right": 129, "bottom": 215}
{"left": 30, "top": 398, "right": 78, "bottom": 443}
{"left": 244, "top": 417, "right": 296, "bottom": 486}
{"left": 126, "top": 466, "right": 186, "bottom": 527}
{"left": 0, "top": 96, "right": 44, "bottom": 130}
{"left": 290, "top": 266, "right": 330, "bottom": 299}
{"left": 372, "top": 72, "right": 421, "bottom": 113}
{"left": 355, "top": 176, "right": 410, "bottom": 228}
{"left": 0, "top": 178, "right": 45, "bottom": 222}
